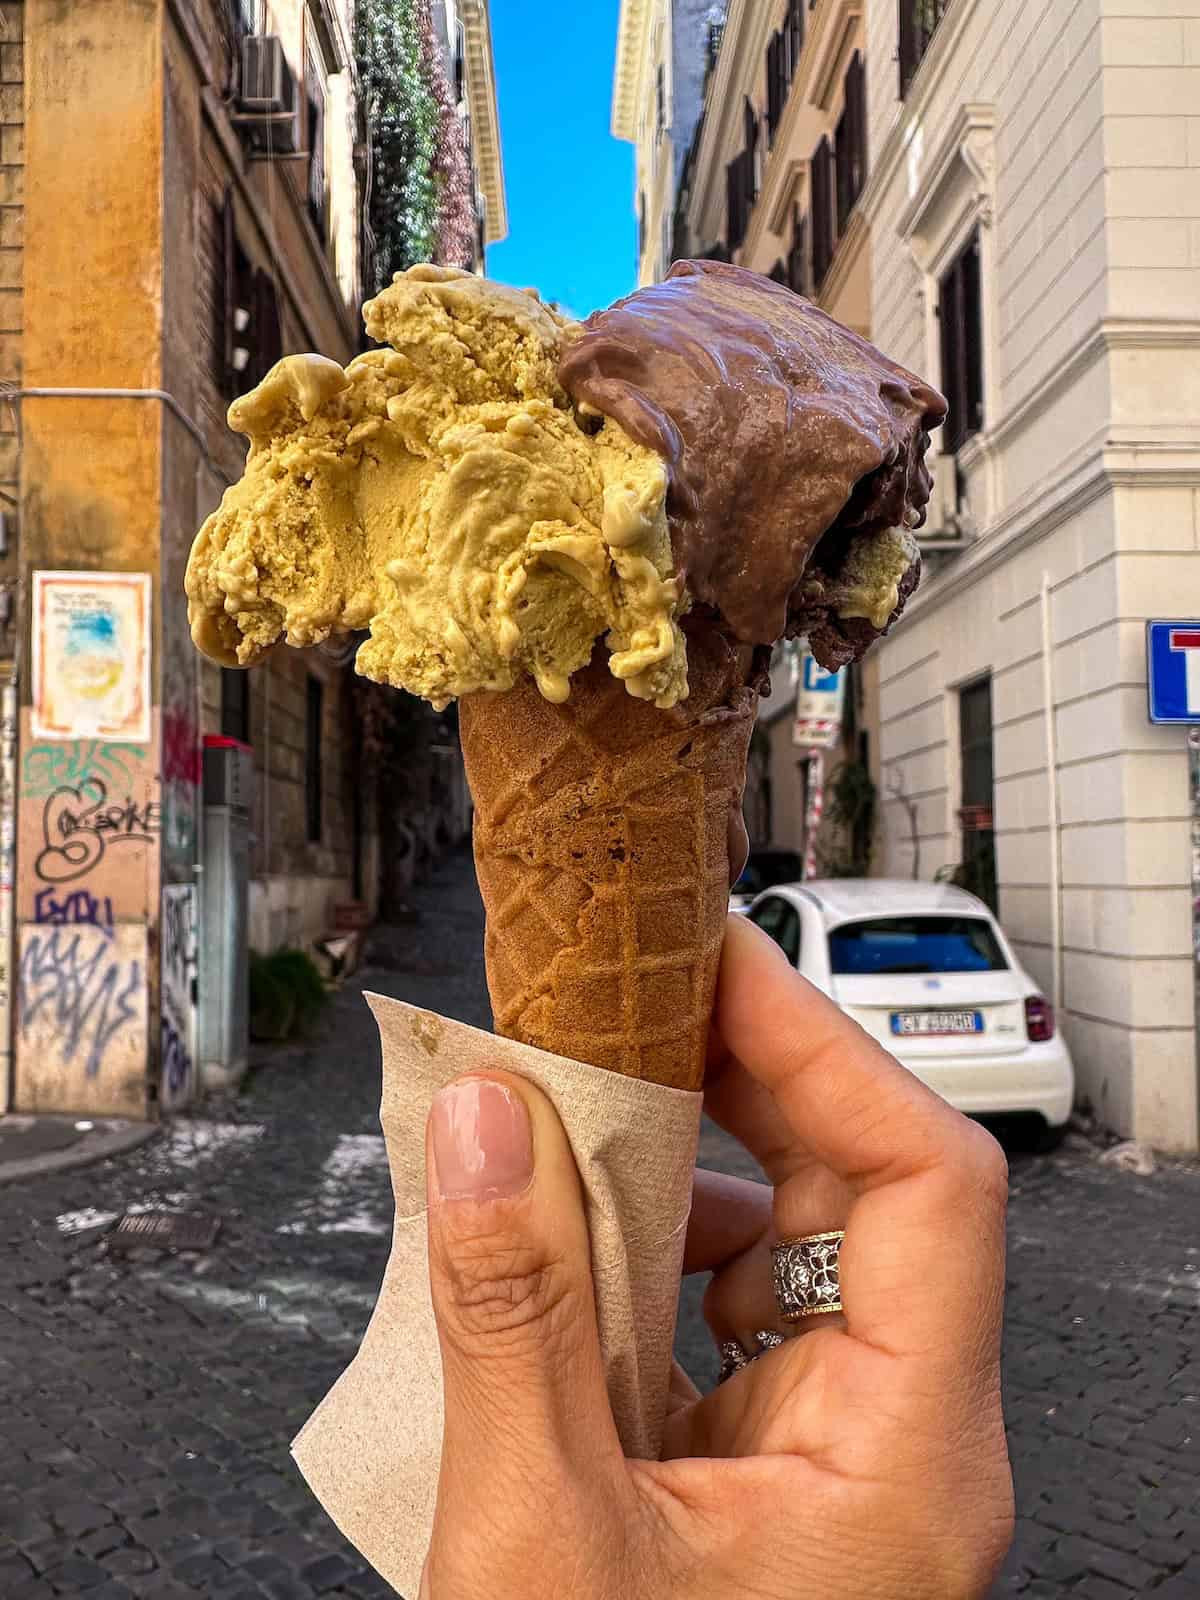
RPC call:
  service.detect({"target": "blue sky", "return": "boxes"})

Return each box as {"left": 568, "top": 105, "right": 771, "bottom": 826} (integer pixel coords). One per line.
{"left": 486, "top": 0, "right": 636, "bottom": 318}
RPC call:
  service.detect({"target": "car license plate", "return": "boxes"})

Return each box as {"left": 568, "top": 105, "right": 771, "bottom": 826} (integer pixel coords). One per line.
{"left": 890, "top": 1010, "right": 983, "bottom": 1037}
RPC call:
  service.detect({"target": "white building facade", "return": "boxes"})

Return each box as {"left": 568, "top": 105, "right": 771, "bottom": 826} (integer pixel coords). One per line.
{"left": 861, "top": 0, "right": 1200, "bottom": 1149}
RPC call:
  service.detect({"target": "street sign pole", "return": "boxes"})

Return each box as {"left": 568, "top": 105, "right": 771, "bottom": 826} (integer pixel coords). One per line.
{"left": 1191, "top": 728, "right": 1200, "bottom": 1136}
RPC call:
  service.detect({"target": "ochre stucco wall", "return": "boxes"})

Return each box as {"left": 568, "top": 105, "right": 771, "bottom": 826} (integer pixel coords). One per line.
{"left": 15, "top": 0, "right": 164, "bottom": 1115}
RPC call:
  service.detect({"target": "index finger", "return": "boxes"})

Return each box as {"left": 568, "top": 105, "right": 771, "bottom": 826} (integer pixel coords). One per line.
{"left": 715, "top": 915, "right": 1008, "bottom": 1365}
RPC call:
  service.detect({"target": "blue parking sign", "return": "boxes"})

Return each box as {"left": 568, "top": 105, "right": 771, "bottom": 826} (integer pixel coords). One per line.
{"left": 1147, "top": 621, "right": 1200, "bottom": 724}
{"left": 802, "top": 654, "right": 842, "bottom": 694}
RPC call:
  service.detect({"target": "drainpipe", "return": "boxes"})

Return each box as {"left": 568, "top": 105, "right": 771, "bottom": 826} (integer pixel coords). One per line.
{"left": 1040, "top": 573, "right": 1063, "bottom": 1010}
{"left": 0, "top": 669, "right": 14, "bottom": 1113}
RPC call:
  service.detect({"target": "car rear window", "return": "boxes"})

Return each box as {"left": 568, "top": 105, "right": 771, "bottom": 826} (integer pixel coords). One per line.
{"left": 828, "top": 916, "right": 1007, "bottom": 975}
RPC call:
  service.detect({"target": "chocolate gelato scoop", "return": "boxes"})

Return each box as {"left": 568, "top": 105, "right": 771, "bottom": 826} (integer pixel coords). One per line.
{"left": 559, "top": 259, "right": 947, "bottom": 668}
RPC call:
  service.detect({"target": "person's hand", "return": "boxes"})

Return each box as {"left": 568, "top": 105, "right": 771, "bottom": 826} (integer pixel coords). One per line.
{"left": 420, "top": 915, "right": 1014, "bottom": 1598}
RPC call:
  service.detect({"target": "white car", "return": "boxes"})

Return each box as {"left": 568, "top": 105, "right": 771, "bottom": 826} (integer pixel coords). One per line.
{"left": 745, "top": 878, "right": 1074, "bottom": 1142}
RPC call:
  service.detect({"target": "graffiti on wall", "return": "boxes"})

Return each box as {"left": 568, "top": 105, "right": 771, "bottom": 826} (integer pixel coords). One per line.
{"left": 17, "top": 713, "right": 160, "bottom": 924}
{"left": 160, "top": 883, "right": 197, "bottom": 1111}
{"left": 21, "top": 739, "right": 149, "bottom": 799}
{"left": 33, "top": 781, "right": 161, "bottom": 884}
{"left": 17, "top": 924, "right": 147, "bottom": 1111}
{"left": 162, "top": 706, "right": 200, "bottom": 863}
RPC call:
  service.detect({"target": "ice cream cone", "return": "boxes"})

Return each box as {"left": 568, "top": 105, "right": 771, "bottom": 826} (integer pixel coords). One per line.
{"left": 459, "top": 623, "right": 759, "bottom": 1090}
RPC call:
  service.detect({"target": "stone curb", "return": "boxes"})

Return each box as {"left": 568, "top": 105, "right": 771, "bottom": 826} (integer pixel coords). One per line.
{"left": 0, "top": 1119, "right": 162, "bottom": 1186}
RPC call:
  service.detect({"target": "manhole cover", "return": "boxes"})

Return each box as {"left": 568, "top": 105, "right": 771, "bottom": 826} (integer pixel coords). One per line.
{"left": 108, "top": 1212, "right": 220, "bottom": 1252}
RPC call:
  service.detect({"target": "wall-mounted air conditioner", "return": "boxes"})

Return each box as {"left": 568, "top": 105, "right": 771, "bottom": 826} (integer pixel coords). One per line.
{"left": 236, "top": 35, "right": 300, "bottom": 153}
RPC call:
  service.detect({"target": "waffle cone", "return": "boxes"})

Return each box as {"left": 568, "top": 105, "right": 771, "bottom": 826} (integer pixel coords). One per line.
{"left": 459, "top": 625, "right": 758, "bottom": 1090}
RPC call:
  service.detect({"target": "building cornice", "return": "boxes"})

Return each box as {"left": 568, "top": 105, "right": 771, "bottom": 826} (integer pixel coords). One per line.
{"left": 905, "top": 445, "right": 1200, "bottom": 631}
{"left": 612, "top": 0, "right": 653, "bottom": 141}
{"left": 463, "top": 0, "right": 508, "bottom": 243}
{"left": 896, "top": 101, "right": 995, "bottom": 263}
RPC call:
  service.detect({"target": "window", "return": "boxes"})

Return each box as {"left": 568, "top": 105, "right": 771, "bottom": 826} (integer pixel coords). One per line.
{"left": 787, "top": 209, "right": 809, "bottom": 296}
{"left": 785, "top": 0, "right": 805, "bottom": 76}
{"left": 744, "top": 98, "right": 762, "bottom": 199}
{"left": 939, "top": 229, "right": 984, "bottom": 453}
{"left": 306, "top": 675, "right": 323, "bottom": 843}
{"left": 637, "top": 191, "right": 646, "bottom": 257}
{"left": 748, "top": 896, "right": 802, "bottom": 966}
{"left": 766, "top": 32, "right": 787, "bottom": 145}
{"left": 706, "top": 21, "right": 724, "bottom": 74}
{"left": 768, "top": 258, "right": 788, "bottom": 284}
{"left": 834, "top": 53, "right": 867, "bottom": 234}
{"left": 725, "top": 149, "right": 752, "bottom": 252}
{"left": 220, "top": 669, "right": 251, "bottom": 744}
{"left": 899, "top": 0, "right": 951, "bottom": 98}
{"left": 229, "top": 0, "right": 261, "bottom": 40}
{"left": 214, "top": 187, "right": 283, "bottom": 399}
{"left": 454, "top": 18, "right": 466, "bottom": 105}
{"left": 656, "top": 64, "right": 666, "bottom": 139}
{"left": 959, "top": 676, "right": 996, "bottom": 910}
{"left": 828, "top": 917, "right": 1006, "bottom": 976}
{"left": 809, "top": 135, "right": 834, "bottom": 287}
{"left": 306, "top": 60, "right": 327, "bottom": 242}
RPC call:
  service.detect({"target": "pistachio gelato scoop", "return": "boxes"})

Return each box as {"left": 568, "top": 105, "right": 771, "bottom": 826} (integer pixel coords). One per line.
{"left": 185, "top": 265, "right": 688, "bottom": 709}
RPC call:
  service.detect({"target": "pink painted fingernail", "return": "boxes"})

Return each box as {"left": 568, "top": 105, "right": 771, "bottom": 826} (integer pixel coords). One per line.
{"left": 430, "top": 1077, "right": 533, "bottom": 1202}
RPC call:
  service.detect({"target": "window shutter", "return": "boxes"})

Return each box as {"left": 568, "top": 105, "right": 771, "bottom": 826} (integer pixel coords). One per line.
{"left": 216, "top": 185, "right": 235, "bottom": 397}
{"left": 788, "top": 211, "right": 809, "bottom": 297}
{"left": 787, "top": 0, "right": 805, "bottom": 77}
{"left": 252, "top": 269, "right": 283, "bottom": 388}
{"left": 848, "top": 53, "right": 866, "bottom": 201}
{"left": 938, "top": 226, "right": 984, "bottom": 453}
{"left": 307, "top": 65, "right": 327, "bottom": 241}
{"left": 898, "top": 0, "right": 916, "bottom": 96}
{"left": 963, "top": 233, "right": 984, "bottom": 435}
{"left": 767, "top": 33, "right": 782, "bottom": 143}
{"left": 811, "top": 136, "right": 833, "bottom": 286}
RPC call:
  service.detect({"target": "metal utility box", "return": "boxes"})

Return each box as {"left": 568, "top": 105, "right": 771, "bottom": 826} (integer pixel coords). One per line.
{"left": 198, "top": 736, "right": 254, "bottom": 1090}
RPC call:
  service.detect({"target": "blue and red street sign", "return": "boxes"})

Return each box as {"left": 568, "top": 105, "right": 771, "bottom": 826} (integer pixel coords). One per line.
{"left": 1147, "top": 621, "right": 1200, "bottom": 724}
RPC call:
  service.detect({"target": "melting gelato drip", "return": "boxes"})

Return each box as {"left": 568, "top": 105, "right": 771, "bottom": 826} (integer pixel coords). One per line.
{"left": 185, "top": 266, "right": 688, "bottom": 710}
{"left": 558, "top": 259, "right": 947, "bottom": 668}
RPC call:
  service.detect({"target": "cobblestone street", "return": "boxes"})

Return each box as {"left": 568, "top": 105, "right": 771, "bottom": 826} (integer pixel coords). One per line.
{"left": 2, "top": 850, "right": 1198, "bottom": 1598}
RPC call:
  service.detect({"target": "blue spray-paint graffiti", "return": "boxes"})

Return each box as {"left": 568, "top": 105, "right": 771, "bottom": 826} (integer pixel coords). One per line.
{"left": 33, "top": 886, "right": 115, "bottom": 936}
{"left": 19, "top": 928, "right": 141, "bottom": 1079}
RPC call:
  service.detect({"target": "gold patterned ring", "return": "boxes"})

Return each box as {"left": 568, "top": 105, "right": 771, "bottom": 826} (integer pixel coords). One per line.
{"left": 771, "top": 1230, "right": 845, "bottom": 1321}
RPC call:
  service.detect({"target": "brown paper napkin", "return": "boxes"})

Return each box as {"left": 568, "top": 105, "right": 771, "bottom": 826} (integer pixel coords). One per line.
{"left": 292, "top": 994, "right": 702, "bottom": 1598}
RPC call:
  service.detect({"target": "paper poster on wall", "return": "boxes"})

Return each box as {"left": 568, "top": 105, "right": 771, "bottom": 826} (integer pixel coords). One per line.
{"left": 32, "top": 572, "right": 152, "bottom": 744}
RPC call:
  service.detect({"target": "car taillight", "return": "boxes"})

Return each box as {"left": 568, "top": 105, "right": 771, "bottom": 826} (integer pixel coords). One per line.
{"left": 1025, "top": 996, "right": 1055, "bottom": 1042}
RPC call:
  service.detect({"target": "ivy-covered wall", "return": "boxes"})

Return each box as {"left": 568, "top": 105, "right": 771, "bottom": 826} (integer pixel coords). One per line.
{"left": 356, "top": 0, "right": 476, "bottom": 289}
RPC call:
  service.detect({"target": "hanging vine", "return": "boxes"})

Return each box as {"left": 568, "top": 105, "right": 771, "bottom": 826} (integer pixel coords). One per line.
{"left": 356, "top": 0, "right": 477, "bottom": 290}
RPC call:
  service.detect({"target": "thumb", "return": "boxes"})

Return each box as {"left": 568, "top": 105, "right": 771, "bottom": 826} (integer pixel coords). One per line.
{"left": 425, "top": 1072, "right": 622, "bottom": 1498}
